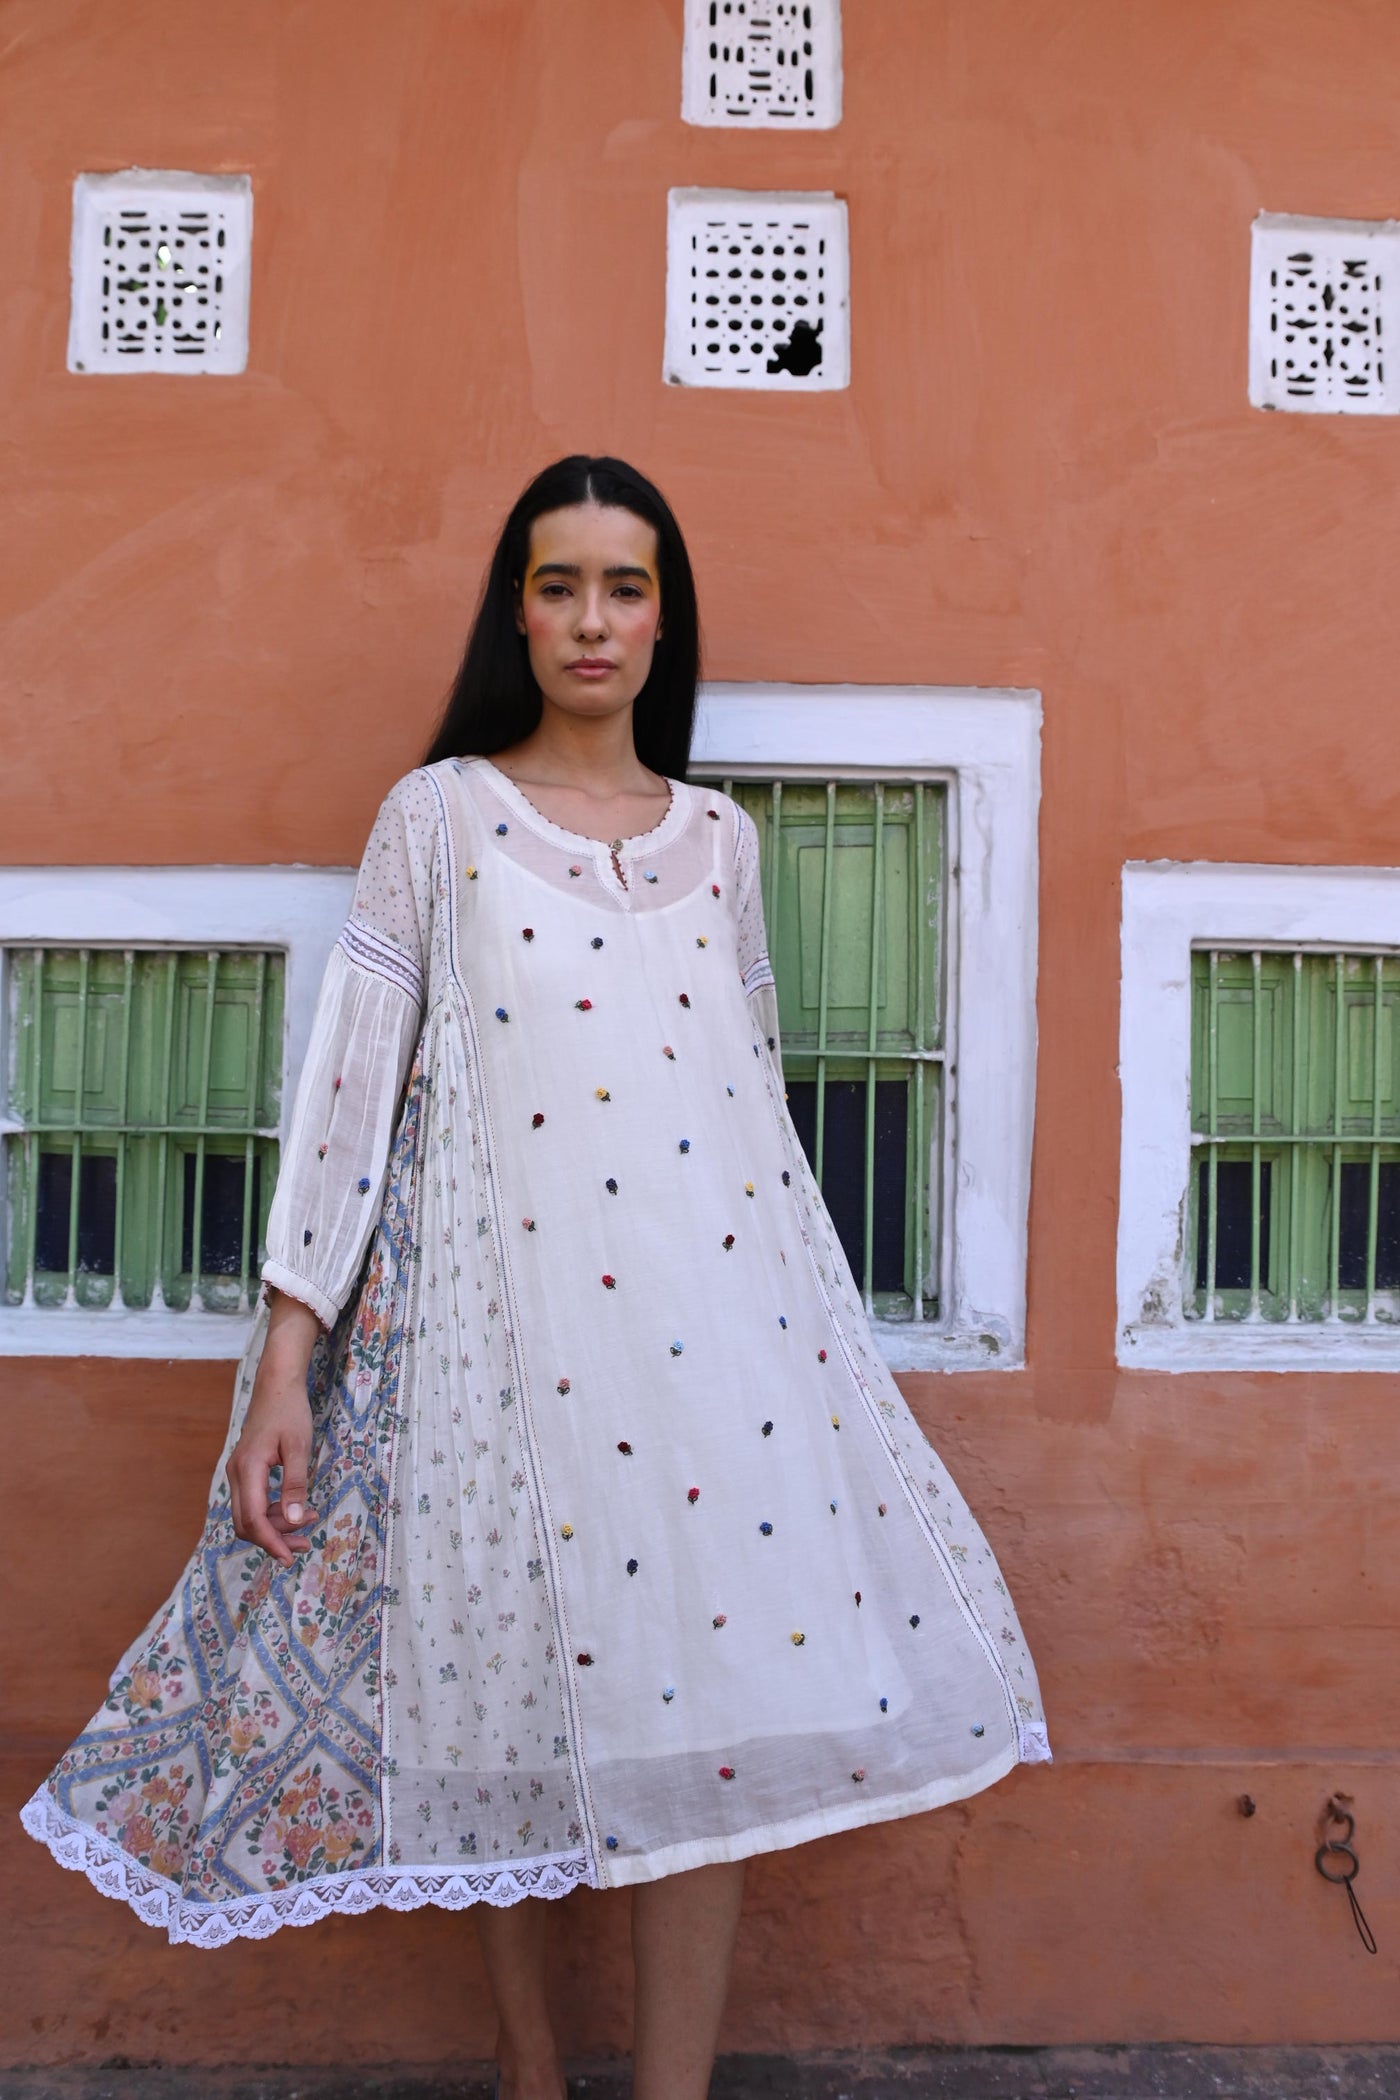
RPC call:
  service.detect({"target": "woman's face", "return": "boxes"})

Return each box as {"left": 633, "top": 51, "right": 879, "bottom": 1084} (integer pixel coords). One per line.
{"left": 514, "top": 501, "right": 663, "bottom": 722}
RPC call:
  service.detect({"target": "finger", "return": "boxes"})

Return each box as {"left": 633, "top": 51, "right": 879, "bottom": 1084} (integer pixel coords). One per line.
{"left": 238, "top": 1448, "right": 295, "bottom": 1566}
{"left": 278, "top": 1430, "right": 313, "bottom": 1530}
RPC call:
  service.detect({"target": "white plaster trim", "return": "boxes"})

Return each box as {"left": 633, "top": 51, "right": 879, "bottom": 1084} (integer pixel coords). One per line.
{"left": 692, "top": 683, "right": 1041, "bottom": 1373}
{"left": 0, "top": 866, "right": 354, "bottom": 1357}
{"left": 1118, "top": 860, "right": 1400, "bottom": 1371}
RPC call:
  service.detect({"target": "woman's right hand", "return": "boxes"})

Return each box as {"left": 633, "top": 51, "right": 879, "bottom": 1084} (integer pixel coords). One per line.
{"left": 226, "top": 1288, "right": 324, "bottom": 1567}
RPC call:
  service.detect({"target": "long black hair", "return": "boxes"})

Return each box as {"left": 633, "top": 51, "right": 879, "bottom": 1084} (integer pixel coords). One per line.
{"left": 422, "top": 455, "right": 701, "bottom": 778}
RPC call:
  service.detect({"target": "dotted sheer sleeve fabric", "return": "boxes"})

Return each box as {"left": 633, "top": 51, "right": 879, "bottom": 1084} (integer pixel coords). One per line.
{"left": 261, "top": 774, "right": 435, "bottom": 1327}
{"left": 734, "top": 802, "right": 783, "bottom": 1082}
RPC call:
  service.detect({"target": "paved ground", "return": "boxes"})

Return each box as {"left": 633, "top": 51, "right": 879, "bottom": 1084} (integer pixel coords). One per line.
{"left": 3, "top": 2053, "right": 1399, "bottom": 2099}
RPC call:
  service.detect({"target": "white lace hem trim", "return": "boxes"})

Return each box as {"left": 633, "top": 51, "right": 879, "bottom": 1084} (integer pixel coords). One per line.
{"left": 19, "top": 1786, "right": 595, "bottom": 1949}
{"left": 1018, "top": 1721, "right": 1053, "bottom": 1764}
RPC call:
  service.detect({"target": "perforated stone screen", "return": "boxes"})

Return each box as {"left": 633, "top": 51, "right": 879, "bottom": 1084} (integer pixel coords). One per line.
{"left": 682, "top": 0, "right": 841, "bottom": 128}
{"left": 664, "top": 189, "right": 850, "bottom": 391}
{"left": 1249, "top": 212, "right": 1399, "bottom": 415}
{"left": 67, "top": 169, "right": 253, "bottom": 376}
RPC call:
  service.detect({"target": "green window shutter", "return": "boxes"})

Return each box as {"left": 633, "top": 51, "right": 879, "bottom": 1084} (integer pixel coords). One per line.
{"left": 5, "top": 948, "right": 283, "bottom": 1315}
{"left": 1189, "top": 948, "right": 1400, "bottom": 1321}
{"left": 703, "top": 776, "right": 948, "bottom": 1321}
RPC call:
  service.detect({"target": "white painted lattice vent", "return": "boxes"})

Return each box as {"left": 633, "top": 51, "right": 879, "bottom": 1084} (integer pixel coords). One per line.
{"left": 682, "top": 0, "right": 841, "bottom": 128}
{"left": 1249, "top": 212, "right": 1399, "bottom": 415}
{"left": 67, "top": 169, "right": 253, "bottom": 375}
{"left": 664, "top": 189, "right": 849, "bottom": 390}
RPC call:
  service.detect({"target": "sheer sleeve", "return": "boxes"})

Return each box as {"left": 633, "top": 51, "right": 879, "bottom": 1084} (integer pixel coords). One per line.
{"left": 734, "top": 802, "right": 784, "bottom": 1085}
{"left": 261, "top": 772, "right": 436, "bottom": 1327}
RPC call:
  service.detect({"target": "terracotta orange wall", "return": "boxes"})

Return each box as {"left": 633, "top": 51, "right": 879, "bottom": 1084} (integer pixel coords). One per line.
{"left": 4, "top": 0, "right": 1400, "bottom": 2065}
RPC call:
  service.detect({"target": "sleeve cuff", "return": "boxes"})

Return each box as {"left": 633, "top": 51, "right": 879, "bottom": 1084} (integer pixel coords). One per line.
{"left": 259, "top": 1260, "right": 342, "bottom": 1333}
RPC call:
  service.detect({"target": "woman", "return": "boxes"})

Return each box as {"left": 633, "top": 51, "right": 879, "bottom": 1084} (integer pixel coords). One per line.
{"left": 23, "top": 456, "right": 1051, "bottom": 2100}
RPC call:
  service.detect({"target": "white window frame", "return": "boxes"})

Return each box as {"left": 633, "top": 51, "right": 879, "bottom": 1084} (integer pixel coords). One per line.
{"left": 1118, "top": 859, "right": 1400, "bottom": 1371}
{"left": 692, "top": 682, "right": 1041, "bottom": 1373}
{"left": 0, "top": 867, "right": 353, "bottom": 1358}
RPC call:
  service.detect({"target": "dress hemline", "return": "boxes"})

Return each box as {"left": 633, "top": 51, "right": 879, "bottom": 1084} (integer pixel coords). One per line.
{"left": 20, "top": 1723, "right": 1049, "bottom": 1947}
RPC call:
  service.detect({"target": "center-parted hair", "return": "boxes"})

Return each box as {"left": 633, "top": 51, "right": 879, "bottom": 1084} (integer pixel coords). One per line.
{"left": 422, "top": 455, "right": 702, "bottom": 780}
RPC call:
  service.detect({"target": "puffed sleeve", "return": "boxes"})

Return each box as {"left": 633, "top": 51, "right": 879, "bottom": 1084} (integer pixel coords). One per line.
{"left": 260, "top": 772, "right": 435, "bottom": 1328}
{"left": 734, "top": 801, "right": 784, "bottom": 1087}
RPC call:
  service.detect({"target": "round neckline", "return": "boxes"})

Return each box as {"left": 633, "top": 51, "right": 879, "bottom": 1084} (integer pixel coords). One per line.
{"left": 469, "top": 754, "right": 689, "bottom": 854}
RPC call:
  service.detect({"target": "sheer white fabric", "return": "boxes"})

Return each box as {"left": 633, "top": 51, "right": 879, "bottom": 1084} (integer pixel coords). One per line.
{"left": 261, "top": 776, "right": 435, "bottom": 1327}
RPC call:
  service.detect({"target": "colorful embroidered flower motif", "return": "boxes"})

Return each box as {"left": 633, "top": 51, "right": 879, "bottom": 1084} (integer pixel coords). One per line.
{"left": 605, "top": 1835, "right": 619, "bottom": 1849}
{"left": 560, "top": 1524, "right": 574, "bottom": 1539}
{"left": 496, "top": 823, "right": 508, "bottom": 835}
{"left": 830, "top": 1500, "right": 838, "bottom": 1514}
{"left": 495, "top": 1006, "right": 509, "bottom": 1021}
{"left": 854, "top": 1590, "right": 862, "bottom": 1606}
{"left": 522, "top": 927, "right": 534, "bottom": 940}
{"left": 575, "top": 998, "right": 592, "bottom": 1010}
{"left": 591, "top": 936, "right": 604, "bottom": 949}
{"left": 556, "top": 1378, "right": 571, "bottom": 1395}
{"left": 663, "top": 1045, "right": 675, "bottom": 1059}
{"left": 678, "top": 992, "right": 691, "bottom": 1007}
{"left": 532, "top": 1111, "right": 545, "bottom": 1128}
{"left": 707, "top": 808, "right": 720, "bottom": 819}
{"left": 333, "top": 1075, "right": 342, "bottom": 1090}
{"left": 880, "top": 1697, "right": 889, "bottom": 1711}
{"left": 601, "top": 1274, "right": 616, "bottom": 1290}
{"left": 522, "top": 1217, "right": 536, "bottom": 1231}
{"left": 643, "top": 870, "right": 658, "bottom": 883}
{"left": 605, "top": 1177, "right": 618, "bottom": 1194}
{"left": 678, "top": 1138, "right": 691, "bottom": 1153}
{"left": 759, "top": 1521, "right": 773, "bottom": 1535}
{"left": 466, "top": 863, "right": 478, "bottom": 879}
{"left": 616, "top": 1440, "right": 633, "bottom": 1455}
{"left": 971, "top": 1722, "right": 986, "bottom": 1737}
{"left": 627, "top": 1557, "right": 639, "bottom": 1574}
{"left": 778, "top": 1315, "right": 787, "bottom": 1328}
{"left": 726, "top": 1084, "right": 734, "bottom": 1096}
{"left": 357, "top": 1177, "right": 371, "bottom": 1194}
{"left": 790, "top": 1632, "right": 806, "bottom": 1646}
{"left": 745, "top": 1181, "right": 755, "bottom": 1197}
{"left": 718, "top": 1765, "right": 735, "bottom": 1780}
{"left": 595, "top": 1086, "right": 611, "bottom": 1101}
{"left": 569, "top": 864, "right": 582, "bottom": 877}
{"left": 878, "top": 1502, "right": 887, "bottom": 1516}
{"left": 712, "top": 883, "right": 720, "bottom": 897}
{"left": 670, "top": 1340, "right": 683, "bottom": 1356}
{"left": 831, "top": 1415, "right": 841, "bottom": 1430}
{"left": 712, "top": 1613, "right": 727, "bottom": 1629}
{"left": 852, "top": 1769, "right": 867, "bottom": 1783}
{"left": 818, "top": 1349, "right": 827, "bottom": 1362}
{"left": 303, "top": 1229, "right": 313, "bottom": 1246}
{"left": 761, "top": 1420, "right": 773, "bottom": 1436}
{"left": 696, "top": 935, "right": 708, "bottom": 947}
{"left": 722, "top": 1234, "right": 735, "bottom": 1250}
{"left": 317, "top": 1143, "right": 327, "bottom": 1159}
{"left": 662, "top": 1686, "right": 675, "bottom": 1701}
{"left": 909, "top": 1614, "right": 921, "bottom": 1628}
{"left": 577, "top": 1651, "right": 594, "bottom": 1665}
{"left": 687, "top": 1487, "right": 700, "bottom": 1504}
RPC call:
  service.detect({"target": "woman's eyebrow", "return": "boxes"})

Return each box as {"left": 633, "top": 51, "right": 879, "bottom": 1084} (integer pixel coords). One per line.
{"left": 530, "top": 561, "right": 655, "bottom": 582}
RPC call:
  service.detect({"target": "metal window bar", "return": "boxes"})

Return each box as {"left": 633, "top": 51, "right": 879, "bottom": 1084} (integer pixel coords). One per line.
{"left": 5, "top": 946, "right": 281, "bottom": 1316}
{"left": 707, "top": 772, "right": 949, "bottom": 1323}
{"left": 1191, "top": 945, "right": 1400, "bottom": 1324}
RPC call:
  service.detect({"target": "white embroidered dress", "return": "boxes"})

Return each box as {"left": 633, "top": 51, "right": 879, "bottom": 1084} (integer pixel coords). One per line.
{"left": 22, "top": 756, "right": 1051, "bottom": 1946}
